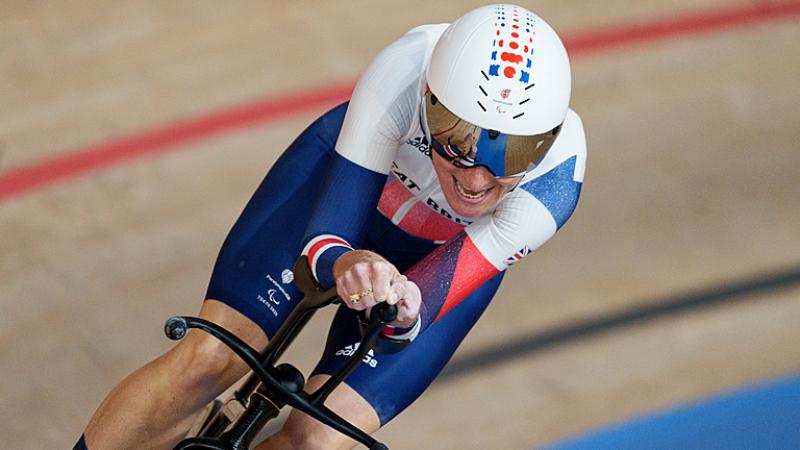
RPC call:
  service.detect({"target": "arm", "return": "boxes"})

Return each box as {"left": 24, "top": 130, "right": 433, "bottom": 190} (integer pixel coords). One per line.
{"left": 300, "top": 28, "right": 430, "bottom": 323}
{"left": 300, "top": 45, "right": 418, "bottom": 289}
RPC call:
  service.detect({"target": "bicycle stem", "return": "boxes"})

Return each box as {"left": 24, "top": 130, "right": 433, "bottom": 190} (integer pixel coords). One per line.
{"left": 235, "top": 257, "right": 339, "bottom": 402}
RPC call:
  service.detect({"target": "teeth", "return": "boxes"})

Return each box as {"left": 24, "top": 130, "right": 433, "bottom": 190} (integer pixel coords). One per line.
{"left": 454, "top": 178, "right": 488, "bottom": 200}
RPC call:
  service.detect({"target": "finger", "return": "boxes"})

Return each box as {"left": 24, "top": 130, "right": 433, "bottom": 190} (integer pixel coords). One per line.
{"left": 391, "top": 273, "right": 408, "bottom": 284}
{"left": 339, "top": 271, "right": 358, "bottom": 296}
{"left": 336, "top": 273, "right": 352, "bottom": 305}
{"left": 385, "top": 273, "right": 408, "bottom": 305}
{"left": 348, "top": 292, "right": 368, "bottom": 310}
{"left": 369, "top": 262, "right": 395, "bottom": 305}
{"left": 395, "top": 280, "right": 421, "bottom": 324}
{"left": 394, "top": 296, "right": 412, "bottom": 322}
{"left": 387, "top": 281, "right": 407, "bottom": 306}
{"left": 399, "top": 301, "right": 418, "bottom": 323}
{"left": 358, "top": 290, "right": 377, "bottom": 309}
{"left": 350, "top": 269, "right": 379, "bottom": 309}
{"left": 347, "top": 293, "right": 368, "bottom": 311}
{"left": 340, "top": 272, "right": 369, "bottom": 311}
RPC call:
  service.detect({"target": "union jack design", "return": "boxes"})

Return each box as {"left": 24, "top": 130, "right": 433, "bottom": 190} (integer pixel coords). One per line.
{"left": 504, "top": 245, "right": 531, "bottom": 266}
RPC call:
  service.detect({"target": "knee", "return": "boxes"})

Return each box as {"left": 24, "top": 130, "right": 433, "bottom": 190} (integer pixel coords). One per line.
{"left": 166, "top": 331, "right": 249, "bottom": 392}
{"left": 161, "top": 300, "right": 267, "bottom": 395}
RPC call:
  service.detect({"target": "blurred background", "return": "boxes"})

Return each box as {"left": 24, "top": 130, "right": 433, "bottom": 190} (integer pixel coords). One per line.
{"left": 1, "top": 1, "right": 798, "bottom": 448}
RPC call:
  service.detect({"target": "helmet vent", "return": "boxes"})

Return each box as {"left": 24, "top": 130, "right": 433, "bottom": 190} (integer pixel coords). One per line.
{"left": 525, "top": 83, "right": 536, "bottom": 90}
{"left": 479, "top": 85, "right": 488, "bottom": 97}
{"left": 477, "top": 101, "right": 487, "bottom": 112}
{"left": 513, "top": 112, "right": 524, "bottom": 119}
{"left": 480, "top": 70, "right": 490, "bottom": 81}
{"left": 519, "top": 98, "right": 530, "bottom": 105}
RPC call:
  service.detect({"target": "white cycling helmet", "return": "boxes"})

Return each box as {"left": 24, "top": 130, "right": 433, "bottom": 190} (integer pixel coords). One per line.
{"left": 425, "top": 4, "right": 571, "bottom": 176}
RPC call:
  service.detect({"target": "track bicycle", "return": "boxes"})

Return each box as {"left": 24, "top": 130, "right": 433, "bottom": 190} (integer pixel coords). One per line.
{"left": 164, "top": 256, "right": 399, "bottom": 450}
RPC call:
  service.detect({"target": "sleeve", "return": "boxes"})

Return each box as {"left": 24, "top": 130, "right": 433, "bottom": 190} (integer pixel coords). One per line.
{"left": 301, "top": 32, "right": 425, "bottom": 288}
{"left": 406, "top": 110, "right": 587, "bottom": 332}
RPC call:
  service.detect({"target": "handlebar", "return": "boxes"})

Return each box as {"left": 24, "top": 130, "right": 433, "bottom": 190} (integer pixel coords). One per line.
{"left": 164, "top": 301, "right": 398, "bottom": 387}
{"left": 165, "top": 301, "right": 398, "bottom": 449}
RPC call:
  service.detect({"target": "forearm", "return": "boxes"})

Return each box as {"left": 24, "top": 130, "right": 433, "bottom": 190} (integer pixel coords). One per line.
{"left": 404, "top": 231, "right": 501, "bottom": 331}
{"left": 301, "top": 153, "right": 386, "bottom": 288}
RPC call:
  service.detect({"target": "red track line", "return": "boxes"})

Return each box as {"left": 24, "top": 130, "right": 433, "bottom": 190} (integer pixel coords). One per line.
{"left": 0, "top": 82, "right": 355, "bottom": 202}
{"left": 1, "top": 1, "right": 798, "bottom": 202}
{"left": 564, "top": 1, "right": 800, "bottom": 55}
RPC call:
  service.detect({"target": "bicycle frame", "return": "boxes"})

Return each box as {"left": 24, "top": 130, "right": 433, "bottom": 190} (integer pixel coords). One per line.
{"left": 164, "top": 256, "right": 396, "bottom": 450}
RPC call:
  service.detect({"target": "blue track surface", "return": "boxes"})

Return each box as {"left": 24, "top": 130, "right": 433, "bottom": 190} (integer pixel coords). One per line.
{"left": 545, "top": 373, "right": 800, "bottom": 450}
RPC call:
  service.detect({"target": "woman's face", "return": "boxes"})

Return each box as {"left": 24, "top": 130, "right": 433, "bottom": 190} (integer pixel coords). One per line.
{"left": 424, "top": 91, "right": 529, "bottom": 217}
{"left": 430, "top": 147, "right": 522, "bottom": 218}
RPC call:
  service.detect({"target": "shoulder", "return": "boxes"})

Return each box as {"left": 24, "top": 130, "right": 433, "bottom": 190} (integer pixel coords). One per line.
{"left": 505, "top": 109, "right": 586, "bottom": 229}
{"left": 356, "top": 24, "right": 449, "bottom": 100}
{"left": 371, "top": 24, "right": 449, "bottom": 67}
{"left": 523, "top": 109, "right": 586, "bottom": 184}
{"left": 555, "top": 109, "right": 587, "bottom": 171}
{"left": 335, "top": 24, "right": 449, "bottom": 172}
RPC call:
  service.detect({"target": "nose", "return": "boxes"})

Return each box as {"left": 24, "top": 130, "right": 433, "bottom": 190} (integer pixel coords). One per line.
{"left": 457, "top": 166, "right": 496, "bottom": 191}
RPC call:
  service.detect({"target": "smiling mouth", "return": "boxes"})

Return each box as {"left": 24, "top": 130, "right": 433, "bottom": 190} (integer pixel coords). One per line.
{"left": 453, "top": 176, "right": 492, "bottom": 202}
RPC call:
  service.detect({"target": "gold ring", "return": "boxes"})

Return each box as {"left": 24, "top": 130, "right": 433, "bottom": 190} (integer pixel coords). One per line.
{"left": 349, "top": 288, "right": 373, "bottom": 302}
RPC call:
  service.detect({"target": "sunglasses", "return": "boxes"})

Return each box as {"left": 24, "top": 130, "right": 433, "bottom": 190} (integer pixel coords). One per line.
{"left": 425, "top": 92, "right": 561, "bottom": 178}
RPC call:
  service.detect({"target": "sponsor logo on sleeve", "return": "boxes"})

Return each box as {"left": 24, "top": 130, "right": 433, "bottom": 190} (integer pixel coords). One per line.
{"left": 335, "top": 343, "right": 379, "bottom": 368}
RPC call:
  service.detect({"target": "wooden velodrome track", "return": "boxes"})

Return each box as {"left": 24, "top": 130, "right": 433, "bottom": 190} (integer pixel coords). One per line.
{"left": 2, "top": 1, "right": 799, "bottom": 449}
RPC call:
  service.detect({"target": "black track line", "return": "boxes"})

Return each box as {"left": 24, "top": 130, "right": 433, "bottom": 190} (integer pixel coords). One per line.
{"left": 438, "top": 264, "right": 800, "bottom": 382}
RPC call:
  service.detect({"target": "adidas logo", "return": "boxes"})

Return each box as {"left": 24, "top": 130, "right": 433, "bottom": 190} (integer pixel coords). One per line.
{"left": 335, "top": 343, "right": 378, "bottom": 368}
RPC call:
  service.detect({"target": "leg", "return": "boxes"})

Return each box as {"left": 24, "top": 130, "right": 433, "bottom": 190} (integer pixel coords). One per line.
{"left": 256, "top": 273, "right": 505, "bottom": 449}
{"left": 83, "top": 300, "right": 267, "bottom": 450}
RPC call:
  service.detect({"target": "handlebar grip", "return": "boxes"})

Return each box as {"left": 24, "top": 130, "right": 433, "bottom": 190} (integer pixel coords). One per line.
{"left": 164, "top": 316, "right": 188, "bottom": 340}
{"left": 372, "top": 302, "right": 398, "bottom": 324}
